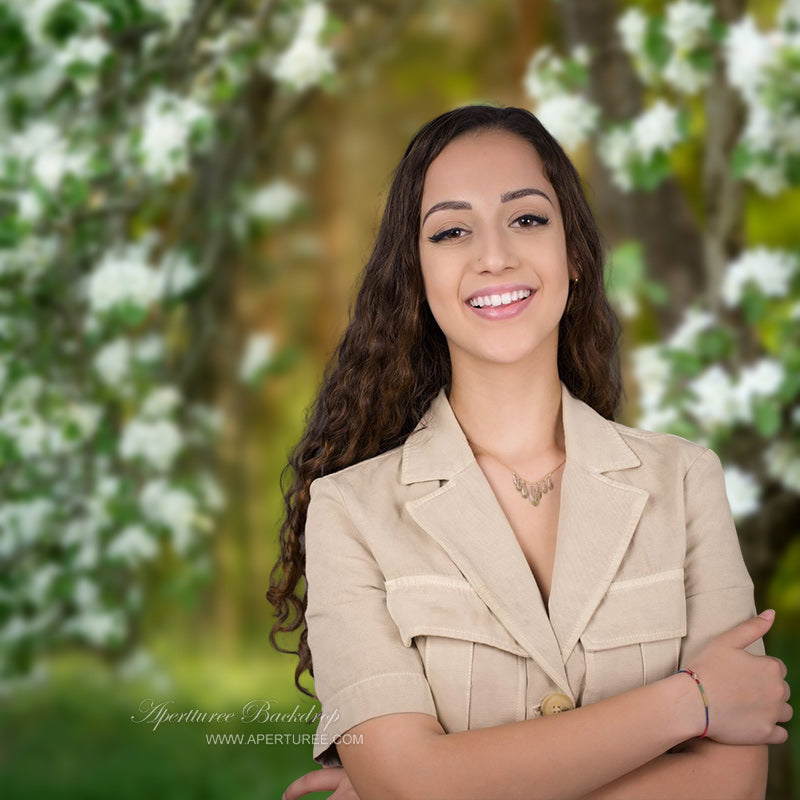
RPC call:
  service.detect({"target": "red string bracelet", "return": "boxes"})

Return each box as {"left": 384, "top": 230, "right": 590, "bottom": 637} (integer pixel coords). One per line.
{"left": 676, "top": 668, "right": 709, "bottom": 739}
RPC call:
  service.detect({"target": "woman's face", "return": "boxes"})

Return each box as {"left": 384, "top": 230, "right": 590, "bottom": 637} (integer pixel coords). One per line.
{"left": 418, "top": 129, "right": 572, "bottom": 372}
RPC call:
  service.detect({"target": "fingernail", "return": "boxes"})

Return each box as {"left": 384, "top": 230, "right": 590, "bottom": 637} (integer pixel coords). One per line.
{"left": 759, "top": 609, "right": 775, "bottom": 620}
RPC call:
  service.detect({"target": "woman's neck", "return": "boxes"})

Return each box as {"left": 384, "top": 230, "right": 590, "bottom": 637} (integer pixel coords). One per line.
{"left": 447, "top": 361, "right": 565, "bottom": 470}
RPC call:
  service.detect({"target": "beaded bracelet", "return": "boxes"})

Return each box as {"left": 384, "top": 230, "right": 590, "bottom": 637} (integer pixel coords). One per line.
{"left": 676, "top": 668, "right": 709, "bottom": 739}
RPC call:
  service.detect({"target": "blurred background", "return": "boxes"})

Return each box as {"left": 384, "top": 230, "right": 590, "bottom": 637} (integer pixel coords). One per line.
{"left": 0, "top": 0, "right": 798, "bottom": 797}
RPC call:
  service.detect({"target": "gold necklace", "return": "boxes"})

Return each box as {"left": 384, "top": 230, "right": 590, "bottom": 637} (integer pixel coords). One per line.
{"left": 470, "top": 442, "right": 565, "bottom": 507}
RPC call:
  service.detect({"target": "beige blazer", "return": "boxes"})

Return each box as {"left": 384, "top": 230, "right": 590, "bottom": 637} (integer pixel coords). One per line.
{"left": 304, "top": 383, "right": 762, "bottom": 767}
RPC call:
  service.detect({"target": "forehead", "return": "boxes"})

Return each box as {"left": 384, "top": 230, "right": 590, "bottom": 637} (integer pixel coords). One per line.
{"left": 421, "top": 130, "right": 553, "bottom": 202}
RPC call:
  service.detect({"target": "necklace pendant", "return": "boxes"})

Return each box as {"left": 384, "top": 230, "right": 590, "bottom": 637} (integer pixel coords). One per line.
{"left": 503, "top": 460, "right": 565, "bottom": 508}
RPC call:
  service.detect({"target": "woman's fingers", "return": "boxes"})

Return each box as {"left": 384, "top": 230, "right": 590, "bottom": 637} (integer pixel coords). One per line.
{"left": 283, "top": 767, "right": 349, "bottom": 800}
{"left": 716, "top": 611, "right": 775, "bottom": 650}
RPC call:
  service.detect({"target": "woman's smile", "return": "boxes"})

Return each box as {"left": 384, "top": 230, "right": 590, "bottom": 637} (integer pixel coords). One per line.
{"left": 465, "top": 284, "right": 535, "bottom": 319}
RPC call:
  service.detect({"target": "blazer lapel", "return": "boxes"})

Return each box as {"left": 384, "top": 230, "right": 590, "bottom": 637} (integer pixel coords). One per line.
{"left": 400, "top": 384, "right": 649, "bottom": 696}
{"left": 402, "top": 389, "right": 570, "bottom": 695}
{"left": 547, "top": 384, "right": 649, "bottom": 661}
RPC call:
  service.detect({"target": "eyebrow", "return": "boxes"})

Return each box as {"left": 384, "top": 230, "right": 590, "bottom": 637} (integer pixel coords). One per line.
{"left": 421, "top": 188, "right": 553, "bottom": 224}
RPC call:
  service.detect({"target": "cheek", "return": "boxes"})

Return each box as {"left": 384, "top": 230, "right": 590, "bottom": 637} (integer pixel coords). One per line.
{"left": 419, "top": 259, "right": 454, "bottom": 316}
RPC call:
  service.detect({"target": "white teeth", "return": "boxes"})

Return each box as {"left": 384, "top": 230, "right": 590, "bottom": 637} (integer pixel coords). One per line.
{"left": 468, "top": 288, "right": 532, "bottom": 308}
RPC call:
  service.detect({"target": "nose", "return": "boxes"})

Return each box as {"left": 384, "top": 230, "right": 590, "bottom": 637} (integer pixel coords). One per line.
{"left": 475, "top": 226, "right": 520, "bottom": 274}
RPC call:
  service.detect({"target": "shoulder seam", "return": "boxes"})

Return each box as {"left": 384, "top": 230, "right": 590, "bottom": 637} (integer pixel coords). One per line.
{"left": 684, "top": 446, "right": 713, "bottom": 481}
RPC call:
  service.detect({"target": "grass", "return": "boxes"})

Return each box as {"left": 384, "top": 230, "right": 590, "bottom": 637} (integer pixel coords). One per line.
{"left": 0, "top": 641, "right": 333, "bottom": 800}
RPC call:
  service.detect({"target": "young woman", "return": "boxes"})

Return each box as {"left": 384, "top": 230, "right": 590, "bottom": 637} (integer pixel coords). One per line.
{"left": 269, "top": 105, "right": 792, "bottom": 800}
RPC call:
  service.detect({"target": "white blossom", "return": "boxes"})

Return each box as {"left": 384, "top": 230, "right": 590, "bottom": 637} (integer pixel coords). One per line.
{"left": 0, "top": 500, "right": 53, "bottom": 556}
{"left": 249, "top": 180, "right": 303, "bottom": 222}
{"left": 723, "top": 465, "right": 761, "bottom": 518}
{"left": 239, "top": 333, "right": 276, "bottom": 383}
{"left": 3, "top": 375, "right": 44, "bottom": 408}
{"left": 632, "top": 345, "right": 671, "bottom": 412}
{"left": 28, "top": 565, "right": 60, "bottom": 605}
{"left": 48, "top": 402, "right": 103, "bottom": 453}
{"left": 55, "top": 35, "right": 110, "bottom": 68}
{"left": 663, "top": 54, "right": 709, "bottom": 94}
{"left": 744, "top": 161, "right": 789, "bottom": 196}
{"left": 62, "top": 403, "right": 102, "bottom": 440}
{"left": 617, "top": 8, "right": 660, "bottom": 84}
{"left": 0, "top": 410, "right": 50, "bottom": 458}
{"left": 139, "top": 90, "right": 210, "bottom": 181}
{"left": 737, "top": 359, "right": 785, "bottom": 408}
{"left": 64, "top": 610, "right": 125, "bottom": 646}
{"left": 198, "top": 472, "right": 226, "bottom": 513}
{"left": 724, "top": 17, "right": 773, "bottom": 100}
{"left": 141, "top": 387, "right": 181, "bottom": 419}
{"left": 86, "top": 245, "right": 163, "bottom": 316}
{"left": 120, "top": 418, "right": 184, "bottom": 471}
{"left": 107, "top": 525, "right": 159, "bottom": 565}
{"left": 0, "top": 235, "right": 58, "bottom": 281}
{"left": 191, "top": 404, "right": 224, "bottom": 435}
{"left": 779, "top": 0, "right": 800, "bottom": 28}
{"left": 140, "top": 480, "right": 197, "bottom": 554}
{"left": 18, "top": 0, "right": 62, "bottom": 43}
{"left": 765, "top": 442, "right": 800, "bottom": 493}
{"left": 17, "top": 191, "right": 43, "bottom": 223}
{"left": 667, "top": 308, "right": 717, "bottom": 350}
{"left": 73, "top": 577, "right": 100, "bottom": 609}
{"left": 139, "top": 0, "right": 193, "bottom": 32}
{"left": 93, "top": 338, "right": 132, "bottom": 387}
{"left": 665, "top": 2, "right": 714, "bottom": 50}
{"left": 524, "top": 47, "right": 563, "bottom": 102}
{"left": 272, "top": 3, "right": 335, "bottom": 91}
{"left": 599, "top": 127, "right": 635, "bottom": 191}
{"left": 160, "top": 251, "right": 203, "bottom": 297}
{"left": 134, "top": 335, "right": 165, "bottom": 363}
{"left": 722, "top": 247, "right": 797, "bottom": 306}
{"left": 617, "top": 8, "right": 648, "bottom": 59}
{"left": 632, "top": 101, "right": 682, "bottom": 159}
{"left": 10, "top": 122, "right": 88, "bottom": 191}
{"left": 688, "top": 365, "right": 742, "bottom": 428}
{"left": 639, "top": 404, "right": 680, "bottom": 433}
{"left": 535, "top": 94, "right": 599, "bottom": 150}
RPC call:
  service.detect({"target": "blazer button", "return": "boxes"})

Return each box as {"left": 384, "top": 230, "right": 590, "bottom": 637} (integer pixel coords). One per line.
{"left": 541, "top": 693, "right": 574, "bottom": 716}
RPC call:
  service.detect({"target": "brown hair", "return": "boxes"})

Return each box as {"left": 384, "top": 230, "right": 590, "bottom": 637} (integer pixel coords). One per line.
{"left": 267, "top": 105, "right": 621, "bottom": 696}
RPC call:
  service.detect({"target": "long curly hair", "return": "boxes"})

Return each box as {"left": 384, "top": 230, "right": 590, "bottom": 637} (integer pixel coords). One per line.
{"left": 267, "top": 105, "right": 621, "bottom": 696}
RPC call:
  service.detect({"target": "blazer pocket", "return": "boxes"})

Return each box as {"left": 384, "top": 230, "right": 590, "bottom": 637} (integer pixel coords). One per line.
{"left": 581, "top": 569, "right": 687, "bottom": 705}
{"left": 385, "top": 575, "right": 528, "bottom": 733}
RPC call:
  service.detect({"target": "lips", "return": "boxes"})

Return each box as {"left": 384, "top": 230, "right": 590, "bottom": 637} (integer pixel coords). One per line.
{"left": 465, "top": 284, "right": 535, "bottom": 320}
{"left": 468, "top": 288, "right": 532, "bottom": 309}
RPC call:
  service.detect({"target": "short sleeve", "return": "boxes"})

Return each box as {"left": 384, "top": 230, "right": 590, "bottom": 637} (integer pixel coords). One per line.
{"left": 304, "top": 477, "right": 437, "bottom": 767}
{"left": 680, "top": 447, "right": 764, "bottom": 664}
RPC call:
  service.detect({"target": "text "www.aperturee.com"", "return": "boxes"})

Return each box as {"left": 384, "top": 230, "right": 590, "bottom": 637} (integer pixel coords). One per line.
{"left": 205, "top": 733, "right": 364, "bottom": 746}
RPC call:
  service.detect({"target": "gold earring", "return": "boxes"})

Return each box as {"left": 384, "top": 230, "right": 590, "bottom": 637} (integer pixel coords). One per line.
{"left": 566, "top": 276, "right": 578, "bottom": 313}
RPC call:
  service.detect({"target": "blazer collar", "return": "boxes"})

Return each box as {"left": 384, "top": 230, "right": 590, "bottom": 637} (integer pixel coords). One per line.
{"left": 400, "top": 382, "right": 640, "bottom": 484}
{"left": 400, "top": 382, "right": 648, "bottom": 699}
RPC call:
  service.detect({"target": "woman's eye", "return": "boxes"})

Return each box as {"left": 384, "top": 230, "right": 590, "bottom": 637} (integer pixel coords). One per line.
{"left": 428, "top": 227, "right": 467, "bottom": 243}
{"left": 514, "top": 213, "right": 549, "bottom": 228}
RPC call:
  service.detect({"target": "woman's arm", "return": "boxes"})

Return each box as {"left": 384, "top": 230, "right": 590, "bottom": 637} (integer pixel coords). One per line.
{"left": 284, "top": 743, "right": 768, "bottom": 800}
{"left": 334, "top": 613, "right": 787, "bottom": 800}
{"left": 578, "top": 741, "right": 768, "bottom": 800}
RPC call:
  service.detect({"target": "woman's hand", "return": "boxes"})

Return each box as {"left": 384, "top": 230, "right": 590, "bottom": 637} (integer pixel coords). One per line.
{"left": 283, "top": 766, "right": 360, "bottom": 800}
{"left": 687, "top": 609, "right": 792, "bottom": 745}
